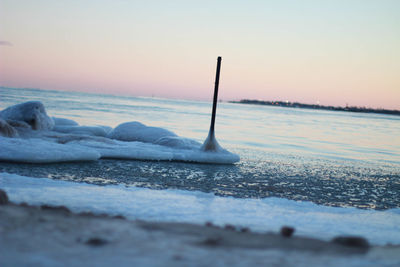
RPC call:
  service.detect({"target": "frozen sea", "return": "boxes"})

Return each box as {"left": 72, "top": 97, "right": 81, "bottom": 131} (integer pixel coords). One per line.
{"left": 0, "top": 87, "right": 399, "bottom": 246}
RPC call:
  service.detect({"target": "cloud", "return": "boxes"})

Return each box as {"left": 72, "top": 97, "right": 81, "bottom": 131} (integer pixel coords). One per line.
{"left": 0, "top": 41, "right": 13, "bottom": 46}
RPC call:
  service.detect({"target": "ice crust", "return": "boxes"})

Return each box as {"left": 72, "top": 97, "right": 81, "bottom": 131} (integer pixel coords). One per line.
{"left": 1, "top": 172, "right": 399, "bottom": 246}
{"left": 0, "top": 101, "right": 239, "bottom": 164}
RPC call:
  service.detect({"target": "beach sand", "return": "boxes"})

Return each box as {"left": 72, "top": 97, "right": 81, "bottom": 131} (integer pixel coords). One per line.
{"left": 1, "top": 193, "right": 399, "bottom": 267}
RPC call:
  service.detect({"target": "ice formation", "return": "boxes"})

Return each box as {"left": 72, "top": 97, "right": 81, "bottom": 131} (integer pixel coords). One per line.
{"left": 0, "top": 101, "right": 240, "bottom": 164}
{"left": 0, "top": 101, "right": 54, "bottom": 130}
{"left": 107, "top": 121, "right": 177, "bottom": 143}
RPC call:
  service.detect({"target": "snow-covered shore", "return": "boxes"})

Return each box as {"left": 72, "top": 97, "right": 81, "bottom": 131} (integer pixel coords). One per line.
{"left": 2, "top": 200, "right": 399, "bottom": 267}
{"left": 2, "top": 172, "right": 400, "bottom": 246}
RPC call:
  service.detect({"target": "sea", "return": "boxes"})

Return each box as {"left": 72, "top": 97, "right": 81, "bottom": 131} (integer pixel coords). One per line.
{"left": 0, "top": 86, "right": 399, "bottom": 246}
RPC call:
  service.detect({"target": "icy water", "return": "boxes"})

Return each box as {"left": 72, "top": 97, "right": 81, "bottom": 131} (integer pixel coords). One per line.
{"left": 1, "top": 87, "right": 399, "bottom": 210}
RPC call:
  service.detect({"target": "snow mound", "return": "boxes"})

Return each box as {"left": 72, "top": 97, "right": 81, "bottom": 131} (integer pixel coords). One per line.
{"left": 0, "top": 101, "right": 54, "bottom": 130}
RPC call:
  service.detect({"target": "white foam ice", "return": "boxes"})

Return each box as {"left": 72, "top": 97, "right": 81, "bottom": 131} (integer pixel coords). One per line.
{"left": 0, "top": 101, "right": 54, "bottom": 130}
{"left": 0, "top": 101, "right": 240, "bottom": 164}
{"left": 1, "top": 172, "right": 399, "bottom": 246}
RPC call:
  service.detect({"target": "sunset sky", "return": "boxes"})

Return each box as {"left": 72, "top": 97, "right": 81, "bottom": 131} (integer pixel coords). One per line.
{"left": 1, "top": 0, "right": 399, "bottom": 109}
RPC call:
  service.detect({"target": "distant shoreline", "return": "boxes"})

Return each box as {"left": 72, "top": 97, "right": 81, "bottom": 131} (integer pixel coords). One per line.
{"left": 230, "top": 100, "right": 400, "bottom": 116}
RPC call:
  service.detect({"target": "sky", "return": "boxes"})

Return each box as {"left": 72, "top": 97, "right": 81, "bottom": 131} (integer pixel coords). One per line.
{"left": 0, "top": 0, "right": 399, "bottom": 109}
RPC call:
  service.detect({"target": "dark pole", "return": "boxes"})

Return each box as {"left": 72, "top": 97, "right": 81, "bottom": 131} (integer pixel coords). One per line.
{"left": 209, "top": 56, "right": 222, "bottom": 136}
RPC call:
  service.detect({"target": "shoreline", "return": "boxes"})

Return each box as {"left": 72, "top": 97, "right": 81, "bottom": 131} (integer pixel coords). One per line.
{"left": 230, "top": 99, "right": 400, "bottom": 116}
{"left": 1, "top": 191, "right": 399, "bottom": 267}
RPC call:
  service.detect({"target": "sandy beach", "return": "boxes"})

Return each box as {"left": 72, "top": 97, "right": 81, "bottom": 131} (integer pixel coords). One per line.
{"left": 1, "top": 193, "right": 399, "bottom": 267}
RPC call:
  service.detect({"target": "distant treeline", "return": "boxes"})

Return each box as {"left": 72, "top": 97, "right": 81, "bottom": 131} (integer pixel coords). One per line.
{"left": 230, "top": 99, "right": 400, "bottom": 116}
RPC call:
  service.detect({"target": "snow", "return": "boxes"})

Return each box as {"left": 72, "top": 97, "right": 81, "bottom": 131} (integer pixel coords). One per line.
{"left": 0, "top": 101, "right": 54, "bottom": 130}
{"left": 0, "top": 101, "right": 240, "bottom": 164}
{"left": 1, "top": 172, "right": 399, "bottom": 246}
{"left": 108, "top": 121, "right": 177, "bottom": 142}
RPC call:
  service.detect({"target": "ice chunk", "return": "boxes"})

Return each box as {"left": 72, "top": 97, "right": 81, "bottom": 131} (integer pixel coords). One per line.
{"left": 0, "top": 101, "right": 54, "bottom": 130}
{"left": 108, "top": 121, "right": 177, "bottom": 143}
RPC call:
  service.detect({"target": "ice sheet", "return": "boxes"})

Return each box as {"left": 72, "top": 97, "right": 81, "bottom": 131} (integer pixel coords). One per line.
{"left": 1, "top": 172, "right": 399, "bottom": 246}
{"left": 0, "top": 133, "right": 239, "bottom": 164}
{"left": 0, "top": 102, "right": 240, "bottom": 164}
{"left": 0, "top": 137, "right": 101, "bottom": 163}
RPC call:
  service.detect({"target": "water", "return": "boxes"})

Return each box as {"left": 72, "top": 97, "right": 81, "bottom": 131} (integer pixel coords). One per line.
{"left": 1, "top": 87, "right": 399, "bottom": 210}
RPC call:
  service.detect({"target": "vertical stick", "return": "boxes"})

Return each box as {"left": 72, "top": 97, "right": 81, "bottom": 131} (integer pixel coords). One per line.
{"left": 209, "top": 56, "right": 222, "bottom": 136}
{"left": 201, "top": 56, "right": 222, "bottom": 151}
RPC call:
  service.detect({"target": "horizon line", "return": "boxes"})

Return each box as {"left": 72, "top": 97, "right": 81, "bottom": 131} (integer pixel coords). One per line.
{"left": 0, "top": 85, "right": 397, "bottom": 111}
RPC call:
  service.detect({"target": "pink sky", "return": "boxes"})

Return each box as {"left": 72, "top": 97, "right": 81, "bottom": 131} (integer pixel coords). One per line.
{"left": 1, "top": 1, "right": 399, "bottom": 109}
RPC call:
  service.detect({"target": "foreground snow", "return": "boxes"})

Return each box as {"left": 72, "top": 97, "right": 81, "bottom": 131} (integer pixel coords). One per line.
{"left": 1, "top": 172, "right": 399, "bottom": 246}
